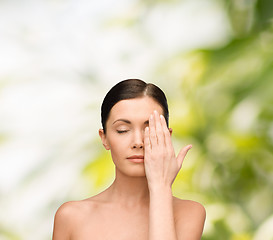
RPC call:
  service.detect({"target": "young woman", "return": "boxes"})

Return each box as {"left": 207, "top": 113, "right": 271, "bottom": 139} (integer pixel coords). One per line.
{"left": 52, "top": 79, "right": 206, "bottom": 240}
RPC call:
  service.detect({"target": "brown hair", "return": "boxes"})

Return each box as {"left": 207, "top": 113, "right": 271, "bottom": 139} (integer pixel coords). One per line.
{"left": 101, "top": 79, "right": 169, "bottom": 133}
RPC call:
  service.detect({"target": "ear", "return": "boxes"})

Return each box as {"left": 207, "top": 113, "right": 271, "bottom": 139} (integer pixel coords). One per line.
{"left": 169, "top": 128, "right": 173, "bottom": 136}
{"left": 99, "top": 129, "right": 110, "bottom": 150}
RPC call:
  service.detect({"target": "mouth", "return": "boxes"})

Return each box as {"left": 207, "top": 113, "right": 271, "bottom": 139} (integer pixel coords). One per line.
{"left": 126, "top": 155, "right": 144, "bottom": 163}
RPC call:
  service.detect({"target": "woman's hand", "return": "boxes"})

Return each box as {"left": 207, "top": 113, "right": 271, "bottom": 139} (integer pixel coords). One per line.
{"left": 144, "top": 110, "right": 192, "bottom": 190}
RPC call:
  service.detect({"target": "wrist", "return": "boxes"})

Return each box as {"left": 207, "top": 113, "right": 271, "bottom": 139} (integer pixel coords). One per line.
{"left": 148, "top": 183, "right": 173, "bottom": 196}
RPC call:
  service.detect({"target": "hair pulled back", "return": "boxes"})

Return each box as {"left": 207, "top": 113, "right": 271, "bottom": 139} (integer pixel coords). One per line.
{"left": 101, "top": 79, "right": 169, "bottom": 133}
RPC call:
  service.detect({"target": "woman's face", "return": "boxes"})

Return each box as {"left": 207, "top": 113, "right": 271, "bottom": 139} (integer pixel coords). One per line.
{"left": 99, "top": 96, "right": 165, "bottom": 177}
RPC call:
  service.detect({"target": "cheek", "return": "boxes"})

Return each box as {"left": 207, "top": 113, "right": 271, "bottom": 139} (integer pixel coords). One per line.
{"left": 108, "top": 139, "right": 126, "bottom": 164}
{"left": 108, "top": 134, "right": 129, "bottom": 152}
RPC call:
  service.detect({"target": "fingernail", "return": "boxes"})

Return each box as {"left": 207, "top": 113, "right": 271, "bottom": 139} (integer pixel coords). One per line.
{"left": 160, "top": 115, "right": 164, "bottom": 120}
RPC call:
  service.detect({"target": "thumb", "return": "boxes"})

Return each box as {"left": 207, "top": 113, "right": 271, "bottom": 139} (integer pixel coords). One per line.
{"left": 177, "top": 144, "right": 192, "bottom": 169}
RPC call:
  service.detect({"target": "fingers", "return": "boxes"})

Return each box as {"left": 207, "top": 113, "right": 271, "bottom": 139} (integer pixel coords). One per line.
{"left": 149, "top": 110, "right": 167, "bottom": 147}
{"left": 159, "top": 114, "right": 172, "bottom": 150}
{"left": 144, "top": 126, "right": 151, "bottom": 150}
{"left": 159, "top": 113, "right": 192, "bottom": 169}
{"left": 149, "top": 113, "right": 157, "bottom": 148}
{"left": 154, "top": 111, "right": 164, "bottom": 146}
{"left": 177, "top": 144, "right": 192, "bottom": 169}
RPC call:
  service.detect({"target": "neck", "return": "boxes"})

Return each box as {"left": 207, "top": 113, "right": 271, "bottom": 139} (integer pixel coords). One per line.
{"left": 107, "top": 168, "right": 150, "bottom": 207}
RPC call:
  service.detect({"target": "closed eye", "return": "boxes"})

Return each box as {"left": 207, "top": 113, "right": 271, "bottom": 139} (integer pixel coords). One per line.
{"left": 117, "top": 130, "right": 129, "bottom": 134}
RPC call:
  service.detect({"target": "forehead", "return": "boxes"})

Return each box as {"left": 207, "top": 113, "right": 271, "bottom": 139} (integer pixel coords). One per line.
{"left": 108, "top": 97, "right": 163, "bottom": 121}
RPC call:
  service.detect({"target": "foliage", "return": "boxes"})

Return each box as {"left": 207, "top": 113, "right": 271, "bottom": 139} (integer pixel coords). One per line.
{"left": 88, "top": 0, "right": 273, "bottom": 239}
{"left": 0, "top": 0, "right": 272, "bottom": 239}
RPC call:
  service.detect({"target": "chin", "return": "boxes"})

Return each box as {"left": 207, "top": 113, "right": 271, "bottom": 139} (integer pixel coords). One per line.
{"left": 117, "top": 166, "right": 146, "bottom": 178}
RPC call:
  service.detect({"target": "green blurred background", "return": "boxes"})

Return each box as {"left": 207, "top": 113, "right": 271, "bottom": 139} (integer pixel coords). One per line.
{"left": 0, "top": 0, "right": 272, "bottom": 239}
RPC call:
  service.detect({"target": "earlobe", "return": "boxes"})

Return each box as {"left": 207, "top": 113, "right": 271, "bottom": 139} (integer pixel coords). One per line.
{"left": 99, "top": 129, "right": 110, "bottom": 150}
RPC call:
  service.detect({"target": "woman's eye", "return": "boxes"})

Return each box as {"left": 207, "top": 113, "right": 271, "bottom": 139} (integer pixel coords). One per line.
{"left": 117, "top": 130, "right": 128, "bottom": 134}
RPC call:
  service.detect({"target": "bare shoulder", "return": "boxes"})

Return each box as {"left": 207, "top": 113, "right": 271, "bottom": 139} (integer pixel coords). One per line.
{"left": 55, "top": 200, "right": 85, "bottom": 219}
{"left": 52, "top": 200, "right": 96, "bottom": 240}
{"left": 54, "top": 197, "right": 101, "bottom": 221}
{"left": 173, "top": 197, "right": 206, "bottom": 217}
{"left": 173, "top": 197, "right": 206, "bottom": 240}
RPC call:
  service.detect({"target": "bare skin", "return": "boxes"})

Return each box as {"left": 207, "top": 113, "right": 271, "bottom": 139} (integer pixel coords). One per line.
{"left": 52, "top": 97, "right": 206, "bottom": 240}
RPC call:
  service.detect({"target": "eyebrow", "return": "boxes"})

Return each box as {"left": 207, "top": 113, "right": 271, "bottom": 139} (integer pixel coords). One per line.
{"left": 112, "top": 119, "right": 149, "bottom": 125}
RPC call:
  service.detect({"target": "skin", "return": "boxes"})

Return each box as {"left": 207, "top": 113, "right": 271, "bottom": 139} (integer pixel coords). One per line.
{"left": 52, "top": 96, "right": 206, "bottom": 240}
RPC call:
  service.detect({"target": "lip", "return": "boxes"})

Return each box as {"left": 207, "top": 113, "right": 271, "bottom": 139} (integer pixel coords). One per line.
{"left": 127, "top": 155, "right": 144, "bottom": 163}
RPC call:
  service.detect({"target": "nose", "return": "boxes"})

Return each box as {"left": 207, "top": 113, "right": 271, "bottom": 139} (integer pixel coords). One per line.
{"left": 132, "top": 129, "right": 144, "bottom": 149}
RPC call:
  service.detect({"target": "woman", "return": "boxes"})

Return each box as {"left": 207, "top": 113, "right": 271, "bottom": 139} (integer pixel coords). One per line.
{"left": 52, "top": 79, "right": 206, "bottom": 240}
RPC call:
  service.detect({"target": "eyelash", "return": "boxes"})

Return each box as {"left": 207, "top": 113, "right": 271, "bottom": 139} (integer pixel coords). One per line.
{"left": 117, "top": 130, "right": 128, "bottom": 134}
